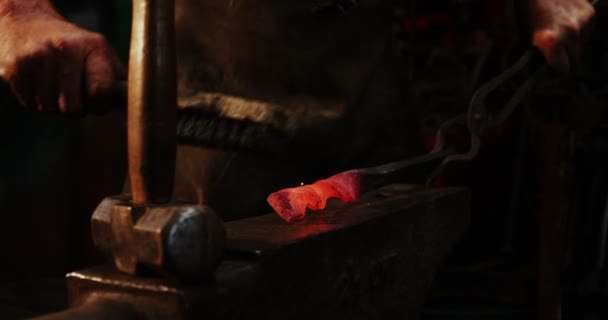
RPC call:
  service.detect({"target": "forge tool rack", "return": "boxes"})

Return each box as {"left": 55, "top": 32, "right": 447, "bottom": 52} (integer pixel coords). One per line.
{"left": 30, "top": 0, "right": 471, "bottom": 318}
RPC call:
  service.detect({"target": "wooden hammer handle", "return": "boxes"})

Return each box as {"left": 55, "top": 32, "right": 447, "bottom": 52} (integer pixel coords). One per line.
{"left": 128, "top": 0, "right": 177, "bottom": 204}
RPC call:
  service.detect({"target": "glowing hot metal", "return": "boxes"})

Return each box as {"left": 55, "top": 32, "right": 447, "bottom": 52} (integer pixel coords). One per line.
{"left": 267, "top": 150, "right": 451, "bottom": 222}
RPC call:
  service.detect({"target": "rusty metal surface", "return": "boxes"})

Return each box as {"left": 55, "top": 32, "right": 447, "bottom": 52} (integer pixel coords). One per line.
{"left": 54, "top": 185, "right": 470, "bottom": 320}
{"left": 91, "top": 195, "right": 226, "bottom": 281}
{"left": 128, "top": 0, "right": 177, "bottom": 204}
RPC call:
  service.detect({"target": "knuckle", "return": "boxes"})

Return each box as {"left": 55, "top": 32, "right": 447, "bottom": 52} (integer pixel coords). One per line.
{"left": 51, "top": 37, "right": 70, "bottom": 54}
{"left": 584, "top": 5, "right": 596, "bottom": 21}
{"left": 85, "top": 36, "right": 113, "bottom": 61}
{"left": 88, "top": 79, "right": 112, "bottom": 97}
{"left": 48, "top": 32, "right": 107, "bottom": 57}
{"left": 533, "top": 29, "right": 559, "bottom": 49}
{"left": 563, "top": 20, "right": 581, "bottom": 35}
{"left": 58, "top": 102, "right": 72, "bottom": 114}
{"left": 58, "top": 94, "right": 81, "bottom": 113}
{"left": 23, "top": 43, "right": 54, "bottom": 61}
{"left": 1, "top": 63, "right": 18, "bottom": 79}
{"left": 58, "top": 94, "right": 68, "bottom": 111}
{"left": 86, "top": 33, "right": 108, "bottom": 48}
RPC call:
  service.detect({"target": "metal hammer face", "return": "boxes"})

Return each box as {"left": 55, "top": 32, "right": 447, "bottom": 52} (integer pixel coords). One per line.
{"left": 91, "top": 195, "right": 226, "bottom": 281}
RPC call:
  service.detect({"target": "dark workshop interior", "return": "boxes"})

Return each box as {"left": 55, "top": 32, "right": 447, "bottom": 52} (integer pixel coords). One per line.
{"left": 0, "top": 0, "right": 607, "bottom": 319}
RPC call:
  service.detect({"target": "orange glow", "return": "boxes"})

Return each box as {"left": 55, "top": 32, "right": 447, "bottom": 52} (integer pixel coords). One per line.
{"left": 267, "top": 170, "right": 364, "bottom": 222}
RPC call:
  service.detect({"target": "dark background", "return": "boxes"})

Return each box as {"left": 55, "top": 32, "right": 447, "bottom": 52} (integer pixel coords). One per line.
{"left": 1, "top": 1, "right": 608, "bottom": 319}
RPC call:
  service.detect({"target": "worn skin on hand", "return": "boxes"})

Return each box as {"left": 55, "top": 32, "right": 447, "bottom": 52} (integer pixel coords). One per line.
{"left": 526, "top": 0, "right": 595, "bottom": 73}
{"left": 0, "top": 0, "right": 124, "bottom": 114}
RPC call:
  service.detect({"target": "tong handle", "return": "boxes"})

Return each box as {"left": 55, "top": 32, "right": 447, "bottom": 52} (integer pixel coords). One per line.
{"left": 426, "top": 49, "right": 546, "bottom": 185}
{"left": 468, "top": 47, "right": 546, "bottom": 136}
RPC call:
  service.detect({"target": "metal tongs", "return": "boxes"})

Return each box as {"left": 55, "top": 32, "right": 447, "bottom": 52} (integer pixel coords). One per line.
{"left": 425, "top": 0, "right": 600, "bottom": 185}
{"left": 425, "top": 48, "right": 547, "bottom": 184}
{"left": 431, "top": 0, "right": 604, "bottom": 185}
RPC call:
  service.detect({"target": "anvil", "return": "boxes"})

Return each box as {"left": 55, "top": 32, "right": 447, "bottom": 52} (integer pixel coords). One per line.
{"left": 34, "top": 185, "right": 470, "bottom": 320}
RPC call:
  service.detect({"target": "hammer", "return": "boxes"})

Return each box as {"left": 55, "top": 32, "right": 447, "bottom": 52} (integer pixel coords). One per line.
{"left": 91, "top": 0, "right": 225, "bottom": 281}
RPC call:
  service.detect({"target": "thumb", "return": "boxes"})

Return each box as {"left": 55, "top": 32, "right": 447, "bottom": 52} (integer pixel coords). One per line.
{"left": 532, "top": 29, "right": 570, "bottom": 73}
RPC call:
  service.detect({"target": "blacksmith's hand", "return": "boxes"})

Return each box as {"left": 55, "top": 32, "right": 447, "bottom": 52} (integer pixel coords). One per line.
{"left": 526, "top": 0, "right": 595, "bottom": 73}
{"left": 0, "top": 0, "right": 124, "bottom": 114}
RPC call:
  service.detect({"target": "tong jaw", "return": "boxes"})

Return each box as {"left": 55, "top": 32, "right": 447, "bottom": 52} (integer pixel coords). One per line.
{"left": 426, "top": 49, "right": 547, "bottom": 184}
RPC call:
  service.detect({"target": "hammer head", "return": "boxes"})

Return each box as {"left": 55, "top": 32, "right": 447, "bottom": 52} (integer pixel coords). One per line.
{"left": 91, "top": 195, "right": 226, "bottom": 282}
